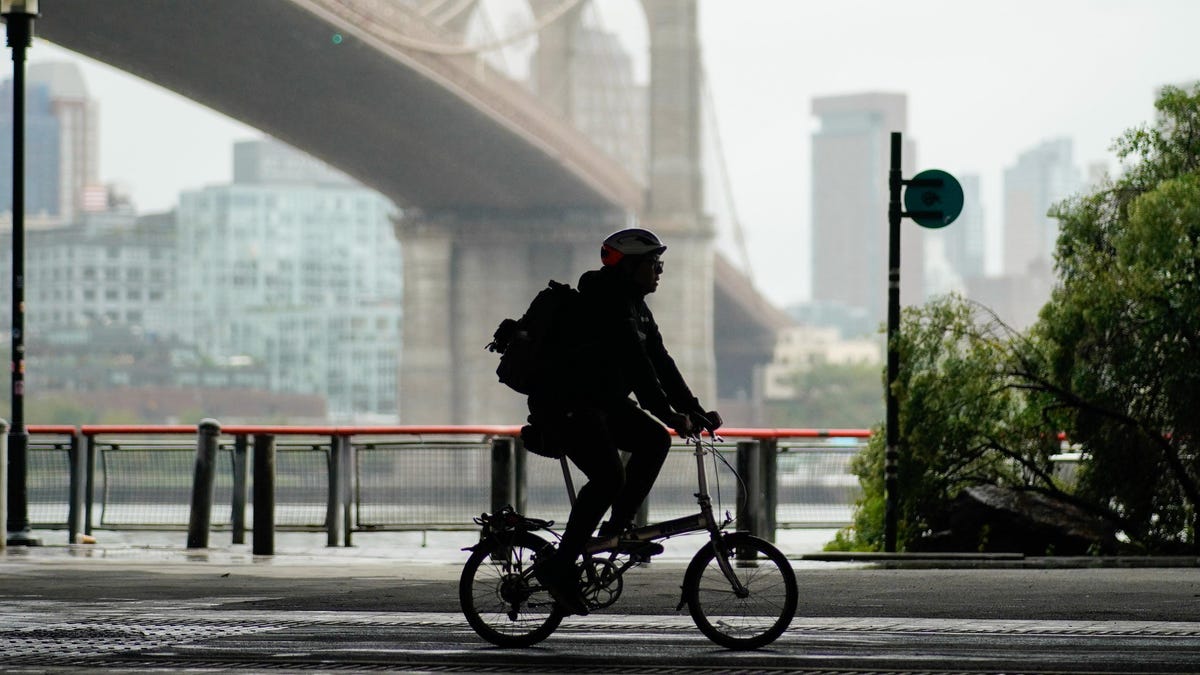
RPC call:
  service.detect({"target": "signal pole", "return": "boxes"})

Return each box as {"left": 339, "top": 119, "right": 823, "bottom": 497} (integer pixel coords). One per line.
{"left": 3, "top": 0, "right": 40, "bottom": 547}
{"left": 884, "top": 131, "right": 963, "bottom": 552}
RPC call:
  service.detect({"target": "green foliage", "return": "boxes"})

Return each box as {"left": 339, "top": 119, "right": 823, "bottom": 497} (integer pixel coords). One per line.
{"left": 829, "top": 297, "right": 1069, "bottom": 551}
{"left": 1036, "top": 84, "right": 1200, "bottom": 552}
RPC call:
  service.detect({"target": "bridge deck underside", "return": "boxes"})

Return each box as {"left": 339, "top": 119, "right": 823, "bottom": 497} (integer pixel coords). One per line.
{"left": 37, "top": 0, "right": 631, "bottom": 211}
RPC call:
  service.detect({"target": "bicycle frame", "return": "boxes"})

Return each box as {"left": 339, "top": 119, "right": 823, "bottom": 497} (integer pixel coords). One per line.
{"left": 574, "top": 436, "right": 728, "bottom": 554}
{"left": 563, "top": 435, "right": 750, "bottom": 598}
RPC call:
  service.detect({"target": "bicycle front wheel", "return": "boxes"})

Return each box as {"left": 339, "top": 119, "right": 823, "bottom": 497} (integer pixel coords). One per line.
{"left": 682, "top": 532, "right": 798, "bottom": 650}
{"left": 459, "top": 531, "right": 564, "bottom": 648}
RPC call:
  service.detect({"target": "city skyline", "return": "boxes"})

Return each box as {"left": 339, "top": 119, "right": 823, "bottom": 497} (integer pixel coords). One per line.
{"left": 7, "top": 0, "right": 1200, "bottom": 308}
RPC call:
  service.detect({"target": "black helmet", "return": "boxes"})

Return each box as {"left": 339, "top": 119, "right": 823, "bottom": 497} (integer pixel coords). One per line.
{"left": 600, "top": 228, "right": 666, "bottom": 266}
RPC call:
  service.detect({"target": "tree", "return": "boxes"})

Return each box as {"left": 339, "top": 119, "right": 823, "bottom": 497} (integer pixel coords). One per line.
{"left": 834, "top": 85, "right": 1200, "bottom": 553}
{"left": 1036, "top": 84, "right": 1200, "bottom": 552}
{"left": 830, "top": 296, "right": 1070, "bottom": 551}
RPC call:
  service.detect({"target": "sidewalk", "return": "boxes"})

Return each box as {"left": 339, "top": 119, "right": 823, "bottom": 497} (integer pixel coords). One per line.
{"left": 12, "top": 526, "right": 843, "bottom": 565}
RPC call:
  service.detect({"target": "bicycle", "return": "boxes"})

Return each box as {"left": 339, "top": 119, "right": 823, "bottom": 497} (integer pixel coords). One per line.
{"left": 459, "top": 430, "right": 798, "bottom": 650}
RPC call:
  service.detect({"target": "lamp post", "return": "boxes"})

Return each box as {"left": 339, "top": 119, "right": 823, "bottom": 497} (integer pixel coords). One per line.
{"left": 3, "top": 0, "right": 39, "bottom": 547}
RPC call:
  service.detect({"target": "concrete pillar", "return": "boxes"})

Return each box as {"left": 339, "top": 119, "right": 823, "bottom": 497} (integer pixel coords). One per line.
{"left": 640, "top": 0, "right": 715, "bottom": 405}
{"left": 529, "top": 0, "right": 586, "bottom": 119}
{"left": 642, "top": 0, "right": 703, "bottom": 217}
{"left": 396, "top": 220, "right": 457, "bottom": 423}
{"left": 395, "top": 209, "right": 621, "bottom": 424}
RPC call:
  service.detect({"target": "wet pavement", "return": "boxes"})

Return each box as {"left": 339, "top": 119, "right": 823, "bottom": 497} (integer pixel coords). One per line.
{"left": 3, "top": 531, "right": 1200, "bottom": 673}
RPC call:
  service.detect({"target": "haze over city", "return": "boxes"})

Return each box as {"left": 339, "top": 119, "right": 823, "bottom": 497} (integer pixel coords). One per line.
{"left": 16, "top": 0, "right": 1198, "bottom": 308}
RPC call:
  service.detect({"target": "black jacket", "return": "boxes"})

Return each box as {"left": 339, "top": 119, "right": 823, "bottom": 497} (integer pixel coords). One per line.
{"left": 557, "top": 266, "right": 699, "bottom": 420}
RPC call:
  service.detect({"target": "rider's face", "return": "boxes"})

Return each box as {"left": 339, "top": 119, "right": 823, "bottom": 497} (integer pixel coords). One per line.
{"left": 631, "top": 255, "right": 663, "bottom": 294}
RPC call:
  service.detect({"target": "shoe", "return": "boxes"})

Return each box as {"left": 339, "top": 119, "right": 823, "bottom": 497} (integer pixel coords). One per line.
{"left": 533, "top": 554, "right": 590, "bottom": 616}
{"left": 596, "top": 520, "right": 628, "bottom": 539}
{"left": 591, "top": 522, "right": 665, "bottom": 562}
{"left": 623, "top": 540, "right": 664, "bottom": 563}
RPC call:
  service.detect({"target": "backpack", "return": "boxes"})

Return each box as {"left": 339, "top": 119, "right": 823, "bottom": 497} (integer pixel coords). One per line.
{"left": 486, "top": 280, "right": 581, "bottom": 396}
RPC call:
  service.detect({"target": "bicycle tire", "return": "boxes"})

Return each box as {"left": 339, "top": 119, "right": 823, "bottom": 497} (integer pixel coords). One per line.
{"left": 681, "top": 531, "right": 798, "bottom": 650}
{"left": 459, "top": 530, "right": 564, "bottom": 647}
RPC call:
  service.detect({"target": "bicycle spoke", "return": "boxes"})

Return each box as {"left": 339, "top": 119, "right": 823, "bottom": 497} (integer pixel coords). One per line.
{"left": 684, "top": 534, "right": 798, "bottom": 649}
{"left": 460, "top": 534, "right": 563, "bottom": 647}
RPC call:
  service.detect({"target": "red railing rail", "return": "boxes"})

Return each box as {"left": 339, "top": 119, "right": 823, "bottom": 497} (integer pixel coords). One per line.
{"left": 68, "top": 423, "right": 874, "bottom": 439}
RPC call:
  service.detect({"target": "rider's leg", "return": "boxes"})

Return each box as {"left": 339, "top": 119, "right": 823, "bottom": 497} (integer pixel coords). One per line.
{"left": 602, "top": 401, "right": 672, "bottom": 531}
{"left": 535, "top": 412, "right": 623, "bottom": 615}
{"left": 556, "top": 414, "right": 625, "bottom": 559}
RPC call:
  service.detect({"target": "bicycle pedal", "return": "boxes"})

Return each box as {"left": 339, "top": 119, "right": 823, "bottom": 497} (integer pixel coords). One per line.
{"left": 621, "top": 541, "right": 664, "bottom": 561}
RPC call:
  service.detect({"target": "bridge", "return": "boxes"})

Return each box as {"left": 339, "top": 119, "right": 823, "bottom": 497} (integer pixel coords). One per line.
{"left": 37, "top": 0, "right": 784, "bottom": 423}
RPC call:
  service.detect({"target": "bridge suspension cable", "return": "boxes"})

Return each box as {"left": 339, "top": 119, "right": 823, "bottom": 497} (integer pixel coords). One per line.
{"left": 701, "top": 66, "right": 757, "bottom": 288}
{"left": 330, "top": 0, "right": 584, "bottom": 56}
{"left": 418, "top": 0, "right": 475, "bottom": 27}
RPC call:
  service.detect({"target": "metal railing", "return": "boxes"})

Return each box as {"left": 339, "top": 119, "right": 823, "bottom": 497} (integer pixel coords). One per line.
{"left": 23, "top": 423, "right": 871, "bottom": 548}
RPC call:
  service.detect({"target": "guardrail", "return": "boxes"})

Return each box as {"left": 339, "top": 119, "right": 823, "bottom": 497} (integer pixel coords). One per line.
{"left": 23, "top": 423, "right": 871, "bottom": 550}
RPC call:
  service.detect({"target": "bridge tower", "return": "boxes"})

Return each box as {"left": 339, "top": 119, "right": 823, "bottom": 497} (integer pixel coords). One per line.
{"left": 639, "top": 0, "right": 716, "bottom": 411}
{"left": 397, "top": 0, "right": 713, "bottom": 424}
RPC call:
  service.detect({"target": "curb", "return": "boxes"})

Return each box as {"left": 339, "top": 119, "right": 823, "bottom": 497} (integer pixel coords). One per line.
{"left": 799, "top": 551, "right": 1200, "bottom": 569}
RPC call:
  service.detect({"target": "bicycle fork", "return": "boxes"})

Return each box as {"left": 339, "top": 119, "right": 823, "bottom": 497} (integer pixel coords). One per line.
{"left": 676, "top": 439, "right": 750, "bottom": 610}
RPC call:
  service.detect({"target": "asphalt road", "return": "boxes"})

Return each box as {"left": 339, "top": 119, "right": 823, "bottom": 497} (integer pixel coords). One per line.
{"left": 4, "top": 546, "right": 1200, "bottom": 673}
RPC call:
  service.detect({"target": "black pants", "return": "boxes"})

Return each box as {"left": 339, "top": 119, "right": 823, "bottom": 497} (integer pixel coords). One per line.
{"left": 551, "top": 399, "right": 672, "bottom": 560}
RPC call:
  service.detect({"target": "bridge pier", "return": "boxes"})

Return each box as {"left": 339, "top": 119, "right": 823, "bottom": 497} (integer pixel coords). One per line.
{"left": 641, "top": 0, "right": 716, "bottom": 409}
{"left": 396, "top": 208, "right": 716, "bottom": 425}
{"left": 396, "top": 208, "right": 624, "bottom": 424}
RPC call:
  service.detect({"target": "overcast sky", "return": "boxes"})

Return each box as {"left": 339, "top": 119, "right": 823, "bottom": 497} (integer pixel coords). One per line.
{"left": 16, "top": 0, "right": 1200, "bottom": 307}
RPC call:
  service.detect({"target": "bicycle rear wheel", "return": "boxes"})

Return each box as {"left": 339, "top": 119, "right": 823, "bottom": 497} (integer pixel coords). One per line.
{"left": 459, "top": 531, "right": 564, "bottom": 647}
{"left": 682, "top": 532, "right": 798, "bottom": 650}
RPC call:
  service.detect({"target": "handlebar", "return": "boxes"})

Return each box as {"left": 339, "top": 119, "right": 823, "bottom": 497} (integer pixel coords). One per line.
{"left": 682, "top": 410, "right": 724, "bottom": 443}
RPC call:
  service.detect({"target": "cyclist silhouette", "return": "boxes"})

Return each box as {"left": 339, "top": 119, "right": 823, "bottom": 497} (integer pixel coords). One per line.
{"left": 526, "top": 227, "right": 720, "bottom": 615}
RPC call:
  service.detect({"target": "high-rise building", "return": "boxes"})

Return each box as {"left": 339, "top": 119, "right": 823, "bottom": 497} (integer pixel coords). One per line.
{"left": 31, "top": 63, "right": 100, "bottom": 223}
{"left": 810, "top": 92, "right": 923, "bottom": 330}
{"left": 175, "top": 139, "right": 403, "bottom": 421}
{"left": 1002, "top": 137, "right": 1080, "bottom": 276}
{"left": 933, "top": 172, "right": 985, "bottom": 289}
{"left": 0, "top": 80, "right": 61, "bottom": 219}
{"left": 0, "top": 63, "right": 100, "bottom": 223}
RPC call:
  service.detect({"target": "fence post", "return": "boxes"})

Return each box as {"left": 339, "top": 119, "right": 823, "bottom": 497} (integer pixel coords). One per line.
{"left": 326, "top": 435, "right": 343, "bottom": 548}
{"left": 343, "top": 434, "right": 354, "bottom": 547}
{"left": 231, "top": 435, "right": 249, "bottom": 545}
{"left": 513, "top": 434, "right": 528, "bottom": 515}
{"left": 84, "top": 432, "right": 96, "bottom": 535}
{"left": 187, "top": 418, "right": 221, "bottom": 549}
{"left": 0, "top": 419, "right": 8, "bottom": 548}
{"left": 761, "top": 437, "right": 778, "bottom": 543}
{"left": 491, "top": 436, "right": 515, "bottom": 513}
{"left": 67, "top": 429, "right": 85, "bottom": 545}
{"left": 252, "top": 434, "right": 275, "bottom": 555}
{"left": 736, "top": 440, "right": 766, "bottom": 540}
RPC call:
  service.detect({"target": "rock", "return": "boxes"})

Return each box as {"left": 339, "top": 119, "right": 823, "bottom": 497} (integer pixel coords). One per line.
{"left": 915, "top": 485, "right": 1118, "bottom": 555}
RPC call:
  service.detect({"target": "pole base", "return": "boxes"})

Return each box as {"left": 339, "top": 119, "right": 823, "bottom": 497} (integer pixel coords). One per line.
{"left": 6, "top": 530, "right": 43, "bottom": 546}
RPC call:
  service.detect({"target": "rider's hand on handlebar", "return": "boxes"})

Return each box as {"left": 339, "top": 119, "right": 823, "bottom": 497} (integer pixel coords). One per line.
{"left": 665, "top": 412, "right": 695, "bottom": 438}
{"left": 688, "top": 410, "right": 723, "bottom": 435}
